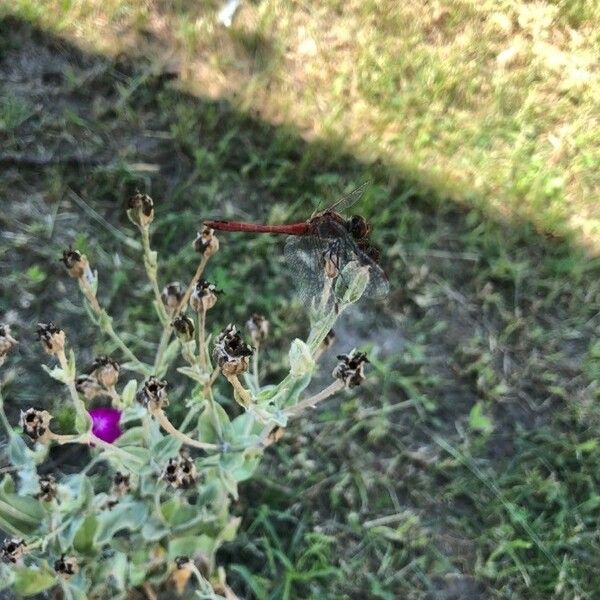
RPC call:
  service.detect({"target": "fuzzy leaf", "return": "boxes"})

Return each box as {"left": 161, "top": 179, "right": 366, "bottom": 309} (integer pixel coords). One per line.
{"left": 73, "top": 514, "right": 98, "bottom": 554}
{"left": 121, "top": 380, "right": 138, "bottom": 407}
{"left": 12, "top": 567, "right": 56, "bottom": 597}
{"left": 177, "top": 366, "right": 210, "bottom": 384}
{"left": 41, "top": 364, "right": 68, "bottom": 384}
{"left": 288, "top": 339, "right": 315, "bottom": 378}
{"left": 0, "top": 476, "right": 44, "bottom": 535}
{"left": 469, "top": 402, "right": 494, "bottom": 433}
{"left": 94, "top": 501, "right": 148, "bottom": 545}
{"left": 167, "top": 535, "right": 216, "bottom": 561}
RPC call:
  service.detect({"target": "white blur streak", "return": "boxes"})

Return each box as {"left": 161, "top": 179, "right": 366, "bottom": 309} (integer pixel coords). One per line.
{"left": 217, "top": 0, "right": 242, "bottom": 27}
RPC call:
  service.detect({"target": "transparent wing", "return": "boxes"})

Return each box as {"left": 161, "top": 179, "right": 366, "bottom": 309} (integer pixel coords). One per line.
{"left": 315, "top": 182, "right": 369, "bottom": 216}
{"left": 284, "top": 232, "right": 389, "bottom": 304}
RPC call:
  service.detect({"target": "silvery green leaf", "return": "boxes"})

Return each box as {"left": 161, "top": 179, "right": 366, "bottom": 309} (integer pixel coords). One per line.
{"left": 218, "top": 516, "right": 242, "bottom": 543}
{"left": 288, "top": 339, "right": 315, "bottom": 378}
{"left": 61, "top": 573, "right": 90, "bottom": 600}
{"left": 106, "top": 446, "right": 150, "bottom": 475}
{"left": 12, "top": 567, "right": 56, "bottom": 597}
{"left": 115, "top": 426, "right": 145, "bottom": 447}
{"left": 152, "top": 434, "right": 182, "bottom": 461}
{"left": 121, "top": 404, "right": 145, "bottom": 424}
{"left": 66, "top": 349, "right": 77, "bottom": 380}
{"left": 94, "top": 501, "right": 148, "bottom": 545}
{"left": 41, "top": 363, "right": 68, "bottom": 384}
{"left": 156, "top": 339, "right": 180, "bottom": 377}
{"left": 121, "top": 379, "right": 138, "bottom": 407}
{"left": 75, "top": 411, "right": 92, "bottom": 434}
{"left": 73, "top": 514, "right": 98, "bottom": 554}
{"left": 7, "top": 434, "right": 35, "bottom": 468}
{"left": 17, "top": 466, "right": 39, "bottom": 496}
{"left": 0, "top": 563, "right": 14, "bottom": 590}
{"left": 177, "top": 366, "right": 210, "bottom": 384}
{"left": 121, "top": 360, "right": 153, "bottom": 376}
{"left": 337, "top": 261, "right": 370, "bottom": 305}
{"left": 168, "top": 534, "right": 217, "bottom": 561}
{"left": 141, "top": 518, "right": 169, "bottom": 541}
{"left": 0, "top": 475, "right": 44, "bottom": 535}
{"left": 197, "top": 402, "right": 230, "bottom": 444}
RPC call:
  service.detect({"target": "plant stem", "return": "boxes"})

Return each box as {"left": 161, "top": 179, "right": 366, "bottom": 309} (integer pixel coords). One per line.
{"left": 151, "top": 408, "right": 219, "bottom": 451}
{"left": 56, "top": 349, "right": 89, "bottom": 426}
{"left": 197, "top": 309, "right": 207, "bottom": 370}
{"left": 176, "top": 255, "right": 209, "bottom": 316}
{"left": 252, "top": 343, "right": 260, "bottom": 390}
{"left": 283, "top": 380, "right": 344, "bottom": 417}
{"left": 140, "top": 225, "right": 169, "bottom": 324}
{"left": 0, "top": 385, "right": 13, "bottom": 437}
{"left": 78, "top": 278, "right": 148, "bottom": 375}
{"left": 225, "top": 374, "right": 254, "bottom": 408}
{"left": 153, "top": 323, "right": 172, "bottom": 373}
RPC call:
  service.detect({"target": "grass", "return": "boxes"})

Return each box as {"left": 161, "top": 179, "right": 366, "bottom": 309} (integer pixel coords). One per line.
{"left": 3, "top": 0, "right": 600, "bottom": 248}
{"left": 0, "top": 6, "right": 598, "bottom": 600}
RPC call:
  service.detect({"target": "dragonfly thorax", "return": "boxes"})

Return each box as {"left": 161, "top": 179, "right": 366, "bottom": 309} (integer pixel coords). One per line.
{"left": 348, "top": 215, "right": 370, "bottom": 240}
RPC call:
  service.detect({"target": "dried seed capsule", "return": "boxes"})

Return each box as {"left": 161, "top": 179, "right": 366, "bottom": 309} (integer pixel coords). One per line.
{"left": 162, "top": 455, "right": 198, "bottom": 489}
{"left": 19, "top": 408, "right": 52, "bottom": 443}
{"left": 54, "top": 554, "right": 79, "bottom": 578}
{"left": 318, "top": 329, "right": 336, "bottom": 355}
{"left": 194, "top": 226, "right": 219, "bottom": 257}
{"left": 190, "top": 279, "right": 219, "bottom": 313}
{"left": 0, "top": 538, "right": 25, "bottom": 563}
{"left": 172, "top": 315, "right": 195, "bottom": 342}
{"left": 75, "top": 374, "right": 104, "bottom": 401}
{"left": 111, "top": 471, "right": 131, "bottom": 497}
{"left": 89, "top": 355, "right": 120, "bottom": 389}
{"left": 60, "top": 247, "right": 91, "bottom": 280}
{"left": 136, "top": 376, "right": 169, "bottom": 410}
{"left": 245, "top": 314, "right": 269, "bottom": 346}
{"left": 161, "top": 282, "right": 184, "bottom": 314}
{"left": 213, "top": 324, "right": 254, "bottom": 376}
{"left": 0, "top": 324, "right": 18, "bottom": 367}
{"left": 332, "top": 349, "right": 369, "bottom": 388}
{"left": 322, "top": 244, "right": 341, "bottom": 279}
{"left": 36, "top": 322, "right": 65, "bottom": 355}
{"left": 36, "top": 474, "right": 57, "bottom": 502}
{"left": 175, "top": 555, "right": 191, "bottom": 569}
{"left": 127, "top": 190, "right": 154, "bottom": 227}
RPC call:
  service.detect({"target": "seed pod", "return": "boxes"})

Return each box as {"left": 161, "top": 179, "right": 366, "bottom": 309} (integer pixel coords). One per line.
{"left": 36, "top": 474, "right": 57, "bottom": 502}
{"left": 137, "top": 376, "right": 169, "bottom": 410}
{"left": 212, "top": 324, "right": 254, "bottom": 376}
{"left": 0, "top": 538, "right": 25, "bottom": 563}
{"left": 54, "top": 554, "right": 79, "bottom": 578}
{"left": 175, "top": 555, "right": 191, "bottom": 569}
{"left": 318, "top": 329, "right": 336, "bottom": 355}
{"left": 127, "top": 190, "right": 154, "bottom": 227}
{"left": 245, "top": 314, "right": 269, "bottom": 346}
{"left": 332, "top": 349, "right": 369, "bottom": 388}
{"left": 161, "top": 282, "right": 184, "bottom": 314}
{"left": 75, "top": 374, "right": 103, "bottom": 401}
{"left": 0, "top": 324, "right": 18, "bottom": 367}
{"left": 190, "top": 279, "right": 219, "bottom": 313}
{"left": 19, "top": 408, "right": 53, "bottom": 443}
{"left": 322, "top": 245, "right": 341, "bottom": 279}
{"left": 172, "top": 315, "right": 195, "bottom": 342}
{"left": 89, "top": 355, "right": 120, "bottom": 389}
{"left": 36, "top": 322, "right": 65, "bottom": 355}
{"left": 60, "top": 247, "right": 91, "bottom": 280}
{"left": 111, "top": 471, "right": 131, "bottom": 497}
{"left": 162, "top": 455, "right": 198, "bottom": 489}
{"left": 193, "top": 226, "right": 219, "bottom": 257}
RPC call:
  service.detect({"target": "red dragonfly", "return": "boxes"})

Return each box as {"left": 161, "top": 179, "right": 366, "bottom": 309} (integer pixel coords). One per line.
{"left": 204, "top": 183, "right": 389, "bottom": 303}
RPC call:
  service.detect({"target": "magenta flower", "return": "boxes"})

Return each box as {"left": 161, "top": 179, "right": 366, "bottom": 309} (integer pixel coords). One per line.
{"left": 89, "top": 407, "right": 122, "bottom": 443}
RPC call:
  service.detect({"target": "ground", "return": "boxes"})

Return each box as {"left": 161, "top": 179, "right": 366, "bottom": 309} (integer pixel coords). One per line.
{"left": 0, "top": 6, "right": 599, "bottom": 600}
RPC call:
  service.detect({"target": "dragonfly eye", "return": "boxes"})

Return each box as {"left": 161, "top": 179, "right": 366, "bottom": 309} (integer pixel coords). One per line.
{"left": 348, "top": 215, "right": 370, "bottom": 239}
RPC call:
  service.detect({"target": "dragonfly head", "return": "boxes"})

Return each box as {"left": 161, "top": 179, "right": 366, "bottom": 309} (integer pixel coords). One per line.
{"left": 348, "top": 215, "right": 370, "bottom": 240}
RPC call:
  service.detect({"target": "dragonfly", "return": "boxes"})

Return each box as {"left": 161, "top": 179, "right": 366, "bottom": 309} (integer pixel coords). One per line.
{"left": 204, "top": 183, "right": 389, "bottom": 304}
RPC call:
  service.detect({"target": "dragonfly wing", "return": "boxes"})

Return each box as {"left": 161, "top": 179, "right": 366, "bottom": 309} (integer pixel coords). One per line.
{"left": 320, "top": 182, "right": 369, "bottom": 215}
{"left": 284, "top": 234, "right": 389, "bottom": 304}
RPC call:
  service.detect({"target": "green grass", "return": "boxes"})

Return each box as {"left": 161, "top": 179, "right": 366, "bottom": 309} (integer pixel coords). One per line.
{"left": 0, "top": 8, "right": 599, "bottom": 600}
{"left": 3, "top": 0, "right": 600, "bottom": 248}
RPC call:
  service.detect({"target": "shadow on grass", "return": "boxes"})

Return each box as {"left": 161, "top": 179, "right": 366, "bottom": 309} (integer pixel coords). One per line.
{"left": 0, "top": 15, "right": 599, "bottom": 600}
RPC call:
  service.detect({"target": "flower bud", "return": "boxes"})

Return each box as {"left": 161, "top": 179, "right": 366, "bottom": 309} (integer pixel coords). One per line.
{"left": 36, "top": 322, "right": 65, "bottom": 355}
{"left": 75, "top": 374, "right": 103, "bottom": 401}
{"left": 127, "top": 190, "right": 154, "bottom": 227}
{"left": 36, "top": 474, "right": 57, "bottom": 502}
{"left": 162, "top": 454, "right": 197, "bottom": 489}
{"left": 20, "top": 408, "right": 52, "bottom": 443}
{"left": 60, "top": 247, "right": 91, "bottom": 280}
{"left": 89, "top": 355, "right": 120, "bottom": 389}
{"left": 161, "top": 282, "right": 184, "bottom": 314}
{"left": 0, "top": 538, "right": 26, "bottom": 563}
{"left": 172, "top": 315, "right": 195, "bottom": 342}
{"left": 54, "top": 554, "right": 79, "bottom": 578}
{"left": 245, "top": 314, "right": 269, "bottom": 346}
{"left": 190, "top": 279, "right": 219, "bottom": 313}
{"left": 194, "top": 226, "right": 219, "bottom": 257}
{"left": 213, "top": 324, "right": 254, "bottom": 376}
{"left": 0, "top": 324, "right": 18, "bottom": 367}
{"left": 111, "top": 471, "right": 131, "bottom": 497}
{"left": 332, "top": 349, "right": 369, "bottom": 388}
{"left": 137, "top": 376, "right": 169, "bottom": 410}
